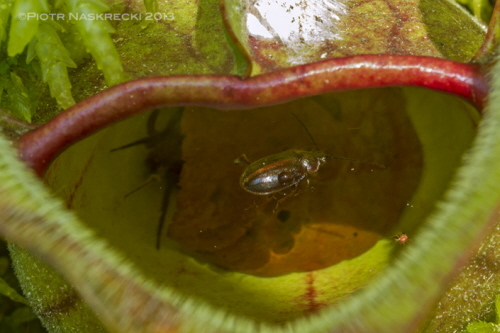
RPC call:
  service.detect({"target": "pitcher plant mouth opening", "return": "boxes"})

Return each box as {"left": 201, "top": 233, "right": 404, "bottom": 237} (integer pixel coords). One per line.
{"left": 12, "top": 76, "right": 479, "bottom": 323}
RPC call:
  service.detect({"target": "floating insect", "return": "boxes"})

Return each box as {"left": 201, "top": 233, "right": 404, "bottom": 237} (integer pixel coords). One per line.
{"left": 237, "top": 113, "right": 384, "bottom": 211}
{"left": 393, "top": 233, "right": 409, "bottom": 245}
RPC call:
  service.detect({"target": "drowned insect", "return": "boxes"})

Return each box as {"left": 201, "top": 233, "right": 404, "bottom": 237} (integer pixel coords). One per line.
{"left": 393, "top": 233, "right": 409, "bottom": 245}
{"left": 237, "top": 113, "right": 384, "bottom": 212}
{"left": 111, "top": 108, "right": 183, "bottom": 250}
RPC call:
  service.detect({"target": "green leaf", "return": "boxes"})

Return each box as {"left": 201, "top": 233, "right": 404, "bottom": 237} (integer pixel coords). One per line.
{"left": 467, "top": 321, "right": 500, "bottom": 333}
{"left": 223, "top": 0, "right": 485, "bottom": 74}
{"left": 31, "top": 23, "right": 76, "bottom": 109}
{"left": 0, "top": 276, "right": 27, "bottom": 304}
{"left": 0, "top": 0, "right": 13, "bottom": 43}
{"left": 495, "top": 294, "right": 500, "bottom": 322}
{"left": 455, "top": 0, "right": 493, "bottom": 22}
{"left": 8, "top": 0, "right": 50, "bottom": 56}
{"left": 6, "top": 306, "right": 38, "bottom": 325}
{"left": 5, "top": 72, "right": 32, "bottom": 122}
{"left": 66, "top": 0, "right": 124, "bottom": 86}
{"left": 143, "top": 0, "right": 158, "bottom": 14}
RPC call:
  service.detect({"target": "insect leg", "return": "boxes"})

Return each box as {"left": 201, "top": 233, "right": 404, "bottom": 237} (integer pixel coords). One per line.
{"left": 124, "top": 174, "right": 161, "bottom": 198}
{"left": 273, "top": 184, "right": 299, "bottom": 214}
{"left": 156, "top": 170, "right": 175, "bottom": 250}
{"left": 147, "top": 109, "right": 161, "bottom": 136}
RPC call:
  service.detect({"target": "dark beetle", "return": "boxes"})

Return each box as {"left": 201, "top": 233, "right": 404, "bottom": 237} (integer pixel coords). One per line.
{"left": 237, "top": 113, "right": 384, "bottom": 200}
{"left": 240, "top": 149, "right": 327, "bottom": 195}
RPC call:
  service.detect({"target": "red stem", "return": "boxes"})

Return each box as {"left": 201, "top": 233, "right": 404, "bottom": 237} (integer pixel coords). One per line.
{"left": 17, "top": 55, "right": 488, "bottom": 176}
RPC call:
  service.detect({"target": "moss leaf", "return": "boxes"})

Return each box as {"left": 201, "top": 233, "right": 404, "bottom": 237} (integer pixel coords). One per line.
{"left": 0, "top": 0, "right": 13, "bottom": 43}
{"left": 66, "top": 0, "right": 124, "bottom": 85}
{"left": 5, "top": 72, "right": 32, "bottom": 122}
{"left": 30, "top": 23, "right": 76, "bottom": 109}
{"left": 0, "top": 276, "right": 27, "bottom": 304}
{"left": 8, "top": 0, "right": 50, "bottom": 56}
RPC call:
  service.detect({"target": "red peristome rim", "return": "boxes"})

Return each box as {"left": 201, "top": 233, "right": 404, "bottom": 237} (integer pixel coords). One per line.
{"left": 17, "top": 55, "right": 487, "bottom": 176}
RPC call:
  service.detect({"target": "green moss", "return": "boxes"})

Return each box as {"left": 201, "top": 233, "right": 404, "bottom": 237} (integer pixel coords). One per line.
{"left": 0, "top": 0, "right": 126, "bottom": 116}
{"left": 28, "top": 23, "right": 77, "bottom": 109}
